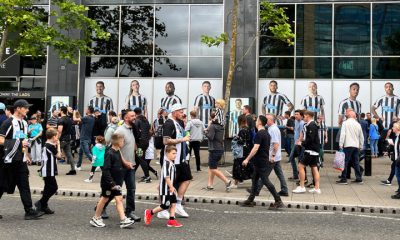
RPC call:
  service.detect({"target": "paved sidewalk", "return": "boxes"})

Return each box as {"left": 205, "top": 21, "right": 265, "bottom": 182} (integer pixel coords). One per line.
{"left": 27, "top": 151, "right": 400, "bottom": 210}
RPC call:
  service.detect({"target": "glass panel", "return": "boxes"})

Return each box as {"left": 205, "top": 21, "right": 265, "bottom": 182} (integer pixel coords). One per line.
{"left": 119, "top": 57, "right": 153, "bottom": 77}
{"left": 334, "top": 57, "right": 370, "bottom": 79}
{"left": 155, "top": 5, "right": 189, "bottom": 56}
{"left": 120, "top": 6, "right": 154, "bottom": 55}
{"left": 19, "top": 78, "right": 45, "bottom": 91}
{"left": 88, "top": 6, "right": 120, "bottom": 55}
{"left": 154, "top": 57, "right": 187, "bottom": 77}
{"left": 334, "top": 4, "right": 370, "bottom": 56}
{"left": 190, "top": 5, "right": 223, "bottom": 56}
{"left": 373, "top": 58, "right": 400, "bottom": 79}
{"left": 0, "top": 81, "right": 18, "bottom": 91}
{"left": 373, "top": 4, "right": 400, "bottom": 56}
{"left": 259, "top": 5, "right": 295, "bottom": 56}
{"left": 296, "top": 4, "right": 332, "bottom": 56}
{"left": 85, "top": 57, "right": 118, "bottom": 77}
{"left": 259, "top": 57, "right": 294, "bottom": 78}
{"left": 189, "top": 57, "right": 222, "bottom": 78}
{"left": 20, "top": 57, "right": 46, "bottom": 76}
{"left": 296, "top": 57, "right": 332, "bottom": 78}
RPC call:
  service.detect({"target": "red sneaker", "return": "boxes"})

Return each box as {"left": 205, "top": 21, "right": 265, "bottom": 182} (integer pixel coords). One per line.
{"left": 144, "top": 209, "right": 153, "bottom": 225}
{"left": 167, "top": 219, "right": 183, "bottom": 228}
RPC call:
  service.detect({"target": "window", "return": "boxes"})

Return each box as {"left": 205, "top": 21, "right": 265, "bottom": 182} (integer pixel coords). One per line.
{"left": 189, "top": 57, "right": 222, "bottom": 78}
{"left": 296, "top": 57, "right": 332, "bottom": 78}
{"left": 86, "top": 57, "right": 118, "bottom": 77}
{"left": 259, "top": 57, "right": 294, "bottom": 78}
{"left": 119, "top": 57, "right": 153, "bottom": 77}
{"left": 154, "top": 57, "right": 187, "bottom": 77}
{"left": 334, "top": 57, "right": 370, "bottom": 79}
{"left": 373, "top": 57, "right": 400, "bottom": 79}
{"left": 373, "top": 4, "right": 400, "bottom": 56}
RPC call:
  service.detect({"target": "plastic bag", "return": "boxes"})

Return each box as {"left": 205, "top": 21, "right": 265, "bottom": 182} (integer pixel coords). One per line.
{"left": 333, "top": 150, "right": 345, "bottom": 171}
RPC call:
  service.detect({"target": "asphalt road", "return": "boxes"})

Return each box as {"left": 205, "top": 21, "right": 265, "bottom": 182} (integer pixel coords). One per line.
{"left": 0, "top": 195, "right": 399, "bottom": 240}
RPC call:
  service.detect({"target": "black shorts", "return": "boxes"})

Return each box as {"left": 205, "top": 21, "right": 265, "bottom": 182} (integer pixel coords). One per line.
{"left": 208, "top": 150, "right": 224, "bottom": 169}
{"left": 299, "top": 152, "right": 319, "bottom": 167}
{"left": 160, "top": 194, "right": 177, "bottom": 210}
{"left": 176, "top": 162, "right": 193, "bottom": 183}
{"left": 101, "top": 188, "right": 122, "bottom": 198}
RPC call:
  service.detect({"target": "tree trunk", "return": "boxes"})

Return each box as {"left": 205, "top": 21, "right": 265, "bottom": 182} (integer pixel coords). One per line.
{"left": 0, "top": 26, "right": 9, "bottom": 65}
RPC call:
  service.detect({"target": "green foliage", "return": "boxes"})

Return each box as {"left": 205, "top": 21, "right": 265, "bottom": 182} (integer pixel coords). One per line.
{"left": 200, "top": 32, "right": 228, "bottom": 47}
{"left": 0, "top": 0, "right": 109, "bottom": 64}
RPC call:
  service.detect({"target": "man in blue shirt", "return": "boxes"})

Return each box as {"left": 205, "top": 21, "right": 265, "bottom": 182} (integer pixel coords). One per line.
{"left": 288, "top": 110, "right": 304, "bottom": 181}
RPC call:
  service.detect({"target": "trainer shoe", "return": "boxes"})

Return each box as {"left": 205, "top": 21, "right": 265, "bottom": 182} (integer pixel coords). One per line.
{"left": 240, "top": 199, "right": 256, "bottom": 207}
{"left": 90, "top": 216, "right": 105, "bottom": 228}
{"left": 268, "top": 201, "right": 285, "bottom": 210}
{"left": 66, "top": 170, "right": 76, "bottom": 175}
{"left": 84, "top": 179, "right": 93, "bottom": 183}
{"left": 381, "top": 180, "right": 392, "bottom": 186}
{"left": 144, "top": 209, "right": 153, "bottom": 225}
{"left": 126, "top": 212, "right": 141, "bottom": 222}
{"left": 176, "top": 205, "right": 189, "bottom": 218}
{"left": 351, "top": 179, "right": 364, "bottom": 184}
{"left": 308, "top": 188, "right": 321, "bottom": 194}
{"left": 35, "top": 201, "right": 55, "bottom": 214}
{"left": 24, "top": 208, "right": 45, "bottom": 220}
{"left": 120, "top": 217, "right": 134, "bottom": 229}
{"left": 336, "top": 179, "right": 348, "bottom": 185}
{"left": 278, "top": 191, "right": 289, "bottom": 197}
{"left": 292, "top": 186, "right": 306, "bottom": 194}
{"left": 225, "top": 180, "right": 233, "bottom": 192}
{"left": 167, "top": 219, "right": 183, "bottom": 228}
{"left": 391, "top": 193, "right": 400, "bottom": 199}
{"left": 76, "top": 167, "right": 82, "bottom": 171}
{"left": 157, "top": 210, "right": 170, "bottom": 219}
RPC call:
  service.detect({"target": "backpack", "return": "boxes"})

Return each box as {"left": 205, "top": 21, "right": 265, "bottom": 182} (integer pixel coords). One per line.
{"left": 231, "top": 136, "right": 243, "bottom": 159}
{"left": 154, "top": 118, "right": 164, "bottom": 149}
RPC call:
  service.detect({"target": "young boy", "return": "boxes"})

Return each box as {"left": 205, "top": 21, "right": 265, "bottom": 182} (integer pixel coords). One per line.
{"left": 35, "top": 128, "right": 60, "bottom": 214}
{"left": 144, "top": 145, "right": 182, "bottom": 228}
{"left": 90, "top": 134, "right": 134, "bottom": 229}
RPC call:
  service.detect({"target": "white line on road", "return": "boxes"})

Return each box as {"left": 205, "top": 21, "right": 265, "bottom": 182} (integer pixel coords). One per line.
{"left": 342, "top": 213, "right": 400, "bottom": 221}
{"left": 223, "top": 211, "right": 335, "bottom": 215}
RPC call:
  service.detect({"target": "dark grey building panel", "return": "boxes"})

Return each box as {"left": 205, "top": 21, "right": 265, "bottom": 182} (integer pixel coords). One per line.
{"left": 83, "top": 0, "right": 222, "bottom": 4}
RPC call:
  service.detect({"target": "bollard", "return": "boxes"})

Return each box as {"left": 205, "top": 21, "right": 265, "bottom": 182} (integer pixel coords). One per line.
{"left": 364, "top": 148, "right": 372, "bottom": 176}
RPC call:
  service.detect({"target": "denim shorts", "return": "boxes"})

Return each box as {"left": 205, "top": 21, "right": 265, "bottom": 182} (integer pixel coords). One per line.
{"left": 208, "top": 150, "right": 224, "bottom": 169}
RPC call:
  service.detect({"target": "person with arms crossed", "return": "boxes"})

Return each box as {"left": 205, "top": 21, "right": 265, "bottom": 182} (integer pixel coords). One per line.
{"left": 161, "top": 82, "right": 182, "bottom": 113}
{"left": 371, "top": 82, "right": 400, "bottom": 130}
{"left": 125, "top": 80, "right": 148, "bottom": 119}
{"left": 193, "top": 81, "right": 215, "bottom": 128}
{"left": 301, "top": 82, "right": 325, "bottom": 121}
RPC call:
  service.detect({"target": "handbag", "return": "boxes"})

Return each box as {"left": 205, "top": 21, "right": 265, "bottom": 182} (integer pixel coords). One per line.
{"left": 333, "top": 150, "right": 345, "bottom": 171}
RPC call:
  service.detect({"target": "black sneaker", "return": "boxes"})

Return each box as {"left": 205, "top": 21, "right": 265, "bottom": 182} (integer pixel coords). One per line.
{"left": 152, "top": 171, "right": 159, "bottom": 180}
{"left": 0, "top": 214, "right": 2, "bottom": 219}
{"left": 66, "top": 170, "right": 76, "bottom": 175}
{"left": 126, "top": 212, "right": 141, "bottom": 222}
{"left": 391, "top": 193, "right": 400, "bottom": 199}
{"left": 306, "top": 183, "right": 315, "bottom": 188}
{"left": 381, "top": 180, "right": 392, "bottom": 186}
{"left": 101, "top": 209, "right": 109, "bottom": 219}
{"left": 288, "top": 177, "right": 299, "bottom": 181}
{"left": 35, "top": 201, "right": 54, "bottom": 214}
{"left": 268, "top": 201, "right": 285, "bottom": 210}
{"left": 336, "top": 179, "right": 348, "bottom": 185}
{"left": 278, "top": 191, "right": 289, "bottom": 197}
{"left": 351, "top": 179, "right": 364, "bottom": 184}
{"left": 240, "top": 199, "right": 256, "bottom": 207}
{"left": 139, "top": 176, "right": 151, "bottom": 183}
{"left": 24, "top": 209, "right": 45, "bottom": 220}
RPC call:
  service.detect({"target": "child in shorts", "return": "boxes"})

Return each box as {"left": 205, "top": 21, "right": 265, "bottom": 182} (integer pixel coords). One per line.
{"left": 144, "top": 145, "right": 182, "bottom": 228}
{"left": 90, "top": 134, "right": 134, "bottom": 229}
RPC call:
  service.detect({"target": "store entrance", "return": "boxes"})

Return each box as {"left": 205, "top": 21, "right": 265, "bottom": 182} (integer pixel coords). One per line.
{"left": 0, "top": 97, "right": 46, "bottom": 117}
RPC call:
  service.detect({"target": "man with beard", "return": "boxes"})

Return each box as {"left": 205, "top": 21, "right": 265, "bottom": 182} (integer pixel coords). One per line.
{"left": 89, "top": 81, "right": 114, "bottom": 128}
{"left": 194, "top": 81, "right": 215, "bottom": 128}
{"left": 161, "top": 82, "right": 182, "bottom": 113}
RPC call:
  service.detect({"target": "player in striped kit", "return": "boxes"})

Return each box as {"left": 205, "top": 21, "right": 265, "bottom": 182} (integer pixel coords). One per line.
{"left": 261, "top": 80, "right": 294, "bottom": 125}
{"left": 88, "top": 81, "right": 114, "bottom": 115}
{"left": 193, "top": 81, "right": 215, "bottom": 127}
{"left": 372, "top": 82, "right": 400, "bottom": 129}
{"left": 338, "top": 83, "right": 362, "bottom": 126}
{"left": 48, "top": 101, "right": 68, "bottom": 115}
{"left": 229, "top": 99, "right": 242, "bottom": 137}
{"left": 125, "top": 80, "right": 148, "bottom": 119}
{"left": 161, "top": 82, "right": 182, "bottom": 113}
{"left": 300, "top": 82, "right": 325, "bottom": 122}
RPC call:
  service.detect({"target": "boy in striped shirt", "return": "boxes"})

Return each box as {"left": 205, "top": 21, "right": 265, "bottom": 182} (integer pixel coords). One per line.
{"left": 144, "top": 145, "right": 182, "bottom": 228}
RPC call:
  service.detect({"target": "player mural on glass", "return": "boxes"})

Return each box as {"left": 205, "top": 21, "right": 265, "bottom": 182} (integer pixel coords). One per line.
{"left": 125, "top": 80, "right": 148, "bottom": 119}
{"left": 193, "top": 81, "right": 215, "bottom": 128}
{"left": 161, "top": 82, "right": 182, "bottom": 113}
{"left": 261, "top": 80, "right": 294, "bottom": 125}
{"left": 300, "top": 82, "right": 325, "bottom": 122}
{"left": 88, "top": 81, "right": 114, "bottom": 115}
{"left": 229, "top": 99, "right": 243, "bottom": 138}
{"left": 371, "top": 82, "right": 400, "bottom": 129}
{"left": 338, "top": 83, "right": 362, "bottom": 126}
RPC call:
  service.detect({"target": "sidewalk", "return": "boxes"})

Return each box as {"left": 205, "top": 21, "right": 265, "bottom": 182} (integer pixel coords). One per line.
{"left": 27, "top": 151, "right": 400, "bottom": 212}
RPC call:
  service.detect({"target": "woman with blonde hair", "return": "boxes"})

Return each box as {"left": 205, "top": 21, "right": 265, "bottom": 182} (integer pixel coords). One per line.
{"left": 369, "top": 118, "right": 380, "bottom": 158}
{"left": 125, "top": 80, "right": 148, "bottom": 118}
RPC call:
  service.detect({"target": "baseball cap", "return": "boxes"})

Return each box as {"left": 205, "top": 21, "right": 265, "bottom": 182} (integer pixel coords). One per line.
{"left": 0, "top": 103, "right": 5, "bottom": 110}
{"left": 170, "top": 103, "right": 186, "bottom": 112}
{"left": 13, "top": 99, "right": 33, "bottom": 108}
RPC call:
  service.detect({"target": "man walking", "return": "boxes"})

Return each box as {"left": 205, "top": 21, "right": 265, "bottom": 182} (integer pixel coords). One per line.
{"left": 73, "top": 106, "right": 95, "bottom": 171}
{"left": 288, "top": 110, "right": 304, "bottom": 181}
{"left": 337, "top": 110, "right": 364, "bottom": 185}
{"left": 57, "top": 107, "right": 74, "bottom": 175}
{"left": 133, "top": 108, "right": 152, "bottom": 183}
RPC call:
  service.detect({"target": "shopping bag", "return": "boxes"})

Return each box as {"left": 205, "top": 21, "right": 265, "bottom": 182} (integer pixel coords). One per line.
{"left": 333, "top": 150, "right": 345, "bottom": 171}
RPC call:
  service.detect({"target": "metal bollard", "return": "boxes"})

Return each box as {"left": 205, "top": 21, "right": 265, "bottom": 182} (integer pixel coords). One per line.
{"left": 364, "top": 148, "right": 372, "bottom": 176}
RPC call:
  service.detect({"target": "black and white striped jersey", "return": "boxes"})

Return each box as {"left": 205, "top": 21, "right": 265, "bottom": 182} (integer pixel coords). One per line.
{"left": 373, "top": 95, "right": 400, "bottom": 129}
{"left": 338, "top": 98, "right": 362, "bottom": 120}
{"left": 159, "top": 159, "right": 176, "bottom": 196}
{"left": 263, "top": 92, "right": 292, "bottom": 117}
{"left": 229, "top": 109, "right": 242, "bottom": 137}
{"left": 318, "top": 121, "right": 327, "bottom": 145}
{"left": 194, "top": 94, "right": 215, "bottom": 125}
{"left": 215, "top": 108, "right": 225, "bottom": 126}
{"left": 161, "top": 95, "right": 182, "bottom": 113}
{"left": 301, "top": 95, "right": 325, "bottom": 121}
{"left": 40, "top": 143, "right": 58, "bottom": 177}
{"left": 89, "top": 95, "right": 114, "bottom": 114}
{"left": 0, "top": 116, "right": 28, "bottom": 163}
{"left": 126, "top": 94, "right": 147, "bottom": 111}
{"left": 49, "top": 101, "right": 68, "bottom": 113}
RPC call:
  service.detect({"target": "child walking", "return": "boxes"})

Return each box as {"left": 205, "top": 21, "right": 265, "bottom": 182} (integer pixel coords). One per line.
{"left": 144, "top": 145, "right": 182, "bottom": 228}
{"left": 90, "top": 134, "right": 134, "bottom": 229}
{"left": 84, "top": 136, "right": 106, "bottom": 183}
{"left": 35, "top": 128, "right": 60, "bottom": 214}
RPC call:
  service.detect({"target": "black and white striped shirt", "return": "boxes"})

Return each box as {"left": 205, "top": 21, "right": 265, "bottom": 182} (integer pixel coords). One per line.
{"left": 318, "top": 121, "right": 327, "bottom": 146}
{"left": 0, "top": 116, "right": 28, "bottom": 163}
{"left": 161, "top": 95, "right": 182, "bottom": 113}
{"left": 89, "top": 95, "right": 114, "bottom": 114}
{"left": 263, "top": 92, "right": 292, "bottom": 117}
{"left": 40, "top": 143, "right": 58, "bottom": 177}
{"left": 301, "top": 95, "right": 325, "bottom": 121}
{"left": 194, "top": 94, "right": 215, "bottom": 125}
{"left": 373, "top": 95, "right": 400, "bottom": 129}
{"left": 49, "top": 101, "right": 68, "bottom": 113}
{"left": 229, "top": 109, "right": 242, "bottom": 137}
{"left": 126, "top": 94, "right": 147, "bottom": 111}
{"left": 159, "top": 159, "right": 176, "bottom": 196}
{"left": 215, "top": 108, "right": 225, "bottom": 126}
{"left": 338, "top": 98, "right": 362, "bottom": 120}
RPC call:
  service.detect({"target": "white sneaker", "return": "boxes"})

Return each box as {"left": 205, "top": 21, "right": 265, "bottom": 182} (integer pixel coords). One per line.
{"left": 308, "top": 188, "right": 321, "bottom": 194}
{"left": 292, "top": 186, "right": 306, "bottom": 194}
{"left": 230, "top": 184, "right": 238, "bottom": 189}
{"left": 84, "top": 179, "right": 93, "bottom": 183}
{"left": 76, "top": 167, "right": 82, "bottom": 171}
{"left": 176, "top": 204, "right": 189, "bottom": 218}
{"left": 95, "top": 167, "right": 101, "bottom": 172}
{"left": 157, "top": 210, "right": 170, "bottom": 219}
{"left": 90, "top": 216, "right": 105, "bottom": 228}
{"left": 120, "top": 217, "right": 135, "bottom": 228}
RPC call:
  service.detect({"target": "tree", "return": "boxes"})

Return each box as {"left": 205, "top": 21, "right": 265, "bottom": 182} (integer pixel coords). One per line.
{"left": 0, "top": 0, "right": 109, "bottom": 65}
{"left": 201, "top": 0, "right": 295, "bottom": 114}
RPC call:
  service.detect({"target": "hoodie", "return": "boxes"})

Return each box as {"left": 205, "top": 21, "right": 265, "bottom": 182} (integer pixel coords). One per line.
{"left": 205, "top": 122, "right": 224, "bottom": 151}
{"left": 185, "top": 118, "right": 204, "bottom": 142}
{"left": 92, "top": 143, "right": 106, "bottom": 167}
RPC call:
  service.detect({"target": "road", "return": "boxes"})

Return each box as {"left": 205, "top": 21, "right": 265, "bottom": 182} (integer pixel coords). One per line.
{"left": 0, "top": 195, "right": 399, "bottom": 240}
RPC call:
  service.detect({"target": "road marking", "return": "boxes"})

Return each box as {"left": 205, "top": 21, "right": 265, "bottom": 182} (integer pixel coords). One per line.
{"left": 223, "top": 210, "right": 335, "bottom": 215}
{"left": 342, "top": 213, "right": 400, "bottom": 221}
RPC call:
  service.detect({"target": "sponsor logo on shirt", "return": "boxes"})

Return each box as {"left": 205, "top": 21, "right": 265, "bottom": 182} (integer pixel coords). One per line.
{"left": 266, "top": 104, "right": 277, "bottom": 110}
{"left": 383, "top": 106, "right": 395, "bottom": 113}
{"left": 307, "top": 106, "right": 320, "bottom": 112}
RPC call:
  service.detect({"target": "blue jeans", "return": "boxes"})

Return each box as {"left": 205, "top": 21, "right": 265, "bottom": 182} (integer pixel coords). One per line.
{"left": 77, "top": 139, "right": 92, "bottom": 168}
{"left": 370, "top": 139, "right": 379, "bottom": 156}
{"left": 395, "top": 163, "right": 400, "bottom": 192}
{"left": 288, "top": 145, "right": 304, "bottom": 178}
{"left": 284, "top": 134, "right": 294, "bottom": 155}
{"left": 341, "top": 147, "right": 362, "bottom": 181}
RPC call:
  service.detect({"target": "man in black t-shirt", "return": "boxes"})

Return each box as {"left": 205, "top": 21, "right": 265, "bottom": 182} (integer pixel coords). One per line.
{"left": 240, "top": 115, "right": 284, "bottom": 209}
{"left": 57, "top": 107, "right": 75, "bottom": 175}
{"left": 284, "top": 111, "right": 295, "bottom": 156}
